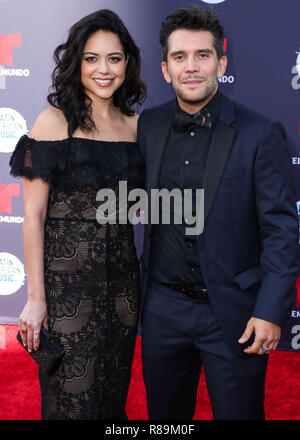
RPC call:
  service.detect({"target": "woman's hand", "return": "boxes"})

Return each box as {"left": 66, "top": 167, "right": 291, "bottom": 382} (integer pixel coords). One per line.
{"left": 19, "top": 298, "right": 48, "bottom": 352}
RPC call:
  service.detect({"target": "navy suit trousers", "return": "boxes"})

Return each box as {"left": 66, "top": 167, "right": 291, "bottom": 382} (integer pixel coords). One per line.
{"left": 141, "top": 280, "right": 269, "bottom": 420}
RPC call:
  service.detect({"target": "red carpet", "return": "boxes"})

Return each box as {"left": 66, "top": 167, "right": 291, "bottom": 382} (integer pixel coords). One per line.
{"left": 0, "top": 324, "right": 299, "bottom": 420}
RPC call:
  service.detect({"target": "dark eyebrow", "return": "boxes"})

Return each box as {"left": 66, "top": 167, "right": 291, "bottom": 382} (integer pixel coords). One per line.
{"left": 107, "top": 52, "right": 124, "bottom": 56}
{"left": 197, "top": 49, "right": 214, "bottom": 55}
{"left": 170, "top": 48, "right": 213, "bottom": 57}
{"left": 82, "top": 51, "right": 124, "bottom": 56}
{"left": 82, "top": 52, "right": 98, "bottom": 56}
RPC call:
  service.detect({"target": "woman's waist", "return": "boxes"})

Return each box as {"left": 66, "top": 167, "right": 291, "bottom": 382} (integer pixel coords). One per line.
{"left": 46, "top": 215, "right": 99, "bottom": 223}
{"left": 45, "top": 215, "right": 135, "bottom": 236}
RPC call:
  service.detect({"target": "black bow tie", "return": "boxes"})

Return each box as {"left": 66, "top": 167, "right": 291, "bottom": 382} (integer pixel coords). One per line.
{"left": 174, "top": 108, "right": 212, "bottom": 133}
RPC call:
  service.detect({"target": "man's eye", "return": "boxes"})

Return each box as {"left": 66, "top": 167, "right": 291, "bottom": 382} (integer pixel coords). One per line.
{"left": 199, "top": 53, "right": 209, "bottom": 58}
{"left": 174, "top": 55, "right": 184, "bottom": 61}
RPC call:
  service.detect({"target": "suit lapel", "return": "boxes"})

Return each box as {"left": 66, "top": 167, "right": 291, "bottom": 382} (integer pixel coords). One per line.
{"left": 148, "top": 110, "right": 173, "bottom": 191}
{"left": 147, "top": 108, "right": 173, "bottom": 236}
{"left": 203, "top": 96, "right": 237, "bottom": 223}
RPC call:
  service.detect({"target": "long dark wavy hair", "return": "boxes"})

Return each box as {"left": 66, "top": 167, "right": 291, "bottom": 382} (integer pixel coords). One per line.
{"left": 47, "top": 9, "right": 146, "bottom": 136}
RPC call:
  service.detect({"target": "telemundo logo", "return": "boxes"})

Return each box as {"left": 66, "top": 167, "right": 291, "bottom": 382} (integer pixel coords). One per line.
{"left": 218, "top": 75, "right": 234, "bottom": 84}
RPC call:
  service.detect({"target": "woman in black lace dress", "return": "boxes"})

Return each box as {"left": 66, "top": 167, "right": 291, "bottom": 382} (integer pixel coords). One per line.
{"left": 9, "top": 10, "right": 146, "bottom": 420}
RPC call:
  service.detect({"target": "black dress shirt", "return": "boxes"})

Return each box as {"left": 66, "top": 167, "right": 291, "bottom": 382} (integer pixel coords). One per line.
{"left": 150, "top": 90, "right": 223, "bottom": 284}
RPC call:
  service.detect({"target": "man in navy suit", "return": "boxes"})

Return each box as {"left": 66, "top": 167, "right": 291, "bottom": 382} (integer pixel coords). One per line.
{"left": 137, "top": 6, "right": 298, "bottom": 420}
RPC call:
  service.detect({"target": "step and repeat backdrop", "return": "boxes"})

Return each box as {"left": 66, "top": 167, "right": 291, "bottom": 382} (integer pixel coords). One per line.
{"left": 0, "top": 0, "right": 299, "bottom": 351}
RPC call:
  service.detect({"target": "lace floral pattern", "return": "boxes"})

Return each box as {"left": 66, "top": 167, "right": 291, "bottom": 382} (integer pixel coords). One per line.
{"left": 10, "top": 135, "right": 144, "bottom": 419}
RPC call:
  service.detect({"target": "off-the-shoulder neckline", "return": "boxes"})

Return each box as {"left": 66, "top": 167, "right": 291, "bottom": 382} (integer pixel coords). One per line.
{"left": 22, "top": 134, "right": 138, "bottom": 144}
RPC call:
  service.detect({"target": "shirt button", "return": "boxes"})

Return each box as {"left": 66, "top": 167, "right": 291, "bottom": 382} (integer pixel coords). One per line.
{"left": 185, "top": 160, "right": 190, "bottom": 165}
{"left": 190, "top": 131, "right": 195, "bottom": 136}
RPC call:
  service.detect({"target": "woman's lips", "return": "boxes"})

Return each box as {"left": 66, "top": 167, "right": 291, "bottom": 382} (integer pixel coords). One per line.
{"left": 93, "top": 78, "right": 114, "bottom": 87}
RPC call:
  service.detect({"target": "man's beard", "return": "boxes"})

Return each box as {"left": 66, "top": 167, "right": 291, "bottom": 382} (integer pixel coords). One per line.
{"left": 173, "top": 76, "right": 218, "bottom": 107}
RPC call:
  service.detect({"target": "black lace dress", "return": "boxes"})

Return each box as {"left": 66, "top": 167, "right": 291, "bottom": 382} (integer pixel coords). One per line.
{"left": 9, "top": 134, "right": 144, "bottom": 420}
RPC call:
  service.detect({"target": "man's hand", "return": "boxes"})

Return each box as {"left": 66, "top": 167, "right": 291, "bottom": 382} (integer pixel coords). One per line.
{"left": 238, "top": 317, "right": 281, "bottom": 355}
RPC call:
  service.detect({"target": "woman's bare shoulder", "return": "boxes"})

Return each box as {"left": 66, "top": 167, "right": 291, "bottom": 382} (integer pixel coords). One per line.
{"left": 128, "top": 113, "right": 139, "bottom": 126}
{"left": 123, "top": 113, "right": 139, "bottom": 138}
{"left": 29, "top": 107, "right": 69, "bottom": 141}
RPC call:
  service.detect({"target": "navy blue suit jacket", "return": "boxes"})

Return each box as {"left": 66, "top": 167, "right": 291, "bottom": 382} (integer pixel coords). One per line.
{"left": 137, "top": 93, "right": 298, "bottom": 357}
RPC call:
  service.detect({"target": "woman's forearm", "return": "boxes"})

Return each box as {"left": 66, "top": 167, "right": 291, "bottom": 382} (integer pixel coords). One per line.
{"left": 22, "top": 215, "right": 46, "bottom": 301}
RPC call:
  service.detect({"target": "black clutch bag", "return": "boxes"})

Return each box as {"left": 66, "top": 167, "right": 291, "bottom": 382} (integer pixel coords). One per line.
{"left": 16, "top": 326, "right": 64, "bottom": 375}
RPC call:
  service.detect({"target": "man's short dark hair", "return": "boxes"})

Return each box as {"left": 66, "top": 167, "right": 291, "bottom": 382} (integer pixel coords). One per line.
{"left": 159, "top": 5, "right": 225, "bottom": 62}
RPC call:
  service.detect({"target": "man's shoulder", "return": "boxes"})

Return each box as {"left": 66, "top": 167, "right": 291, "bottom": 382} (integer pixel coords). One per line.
{"left": 223, "top": 94, "right": 275, "bottom": 128}
{"left": 139, "top": 100, "right": 174, "bottom": 123}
